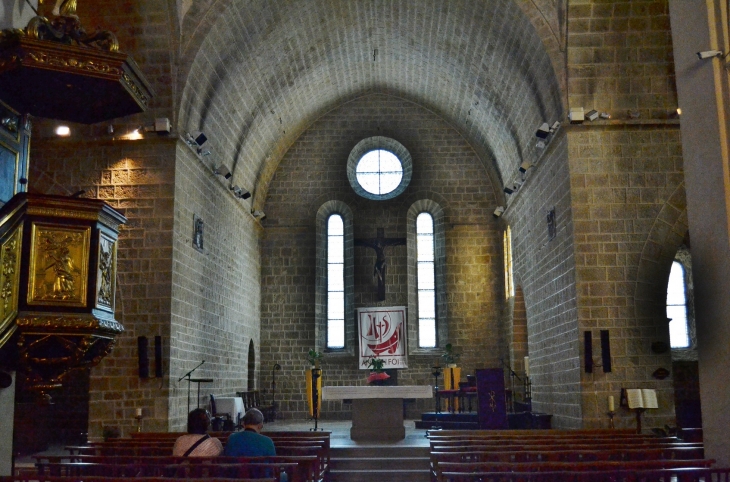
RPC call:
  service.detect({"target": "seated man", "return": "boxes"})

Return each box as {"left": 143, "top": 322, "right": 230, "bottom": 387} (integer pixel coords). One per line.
{"left": 172, "top": 408, "right": 223, "bottom": 457}
{"left": 223, "top": 408, "right": 276, "bottom": 456}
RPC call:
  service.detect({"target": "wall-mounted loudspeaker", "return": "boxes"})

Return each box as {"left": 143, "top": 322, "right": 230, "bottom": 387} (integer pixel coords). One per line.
{"left": 154, "top": 336, "right": 163, "bottom": 378}
{"left": 584, "top": 331, "right": 593, "bottom": 373}
{"left": 138, "top": 336, "right": 149, "bottom": 378}
{"left": 600, "top": 329, "right": 612, "bottom": 373}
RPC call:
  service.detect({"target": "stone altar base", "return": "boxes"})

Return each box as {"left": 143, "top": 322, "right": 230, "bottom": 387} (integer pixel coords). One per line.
{"left": 351, "top": 398, "right": 405, "bottom": 441}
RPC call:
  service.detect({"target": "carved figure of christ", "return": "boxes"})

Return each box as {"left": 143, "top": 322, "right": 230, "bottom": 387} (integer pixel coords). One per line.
{"left": 355, "top": 228, "right": 406, "bottom": 301}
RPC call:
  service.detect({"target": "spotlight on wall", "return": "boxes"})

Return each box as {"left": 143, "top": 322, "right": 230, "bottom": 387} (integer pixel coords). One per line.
{"left": 535, "top": 122, "right": 550, "bottom": 139}
{"left": 55, "top": 125, "right": 71, "bottom": 137}
{"left": 536, "top": 140, "right": 546, "bottom": 149}
{"left": 519, "top": 162, "right": 533, "bottom": 173}
{"left": 599, "top": 112, "right": 611, "bottom": 119}
{"left": 252, "top": 210, "right": 266, "bottom": 220}
{"left": 185, "top": 131, "right": 208, "bottom": 147}
{"left": 550, "top": 121, "right": 561, "bottom": 133}
{"left": 493, "top": 206, "right": 505, "bottom": 218}
{"left": 194, "top": 132, "right": 207, "bottom": 146}
{"left": 586, "top": 109, "right": 599, "bottom": 121}
{"left": 569, "top": 107, "right": 585, "bottom": 124}
{"left": 503, "top": 186, "right": 515, "bottom": 195}
{"left": 230, "top": 185, "right": 251, "bottom": 200}
{"left": 214, "top": 164, "right": 232, "bottom": 179}
{"left": 697, "top": 50, "right": 723, "bottom": 59}
{"left": 198, "top": 149, "right": 211, "bottom": 156}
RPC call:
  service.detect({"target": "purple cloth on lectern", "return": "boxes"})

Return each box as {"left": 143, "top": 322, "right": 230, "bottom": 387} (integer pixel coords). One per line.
{"left": 476, "top": 368, "right": 509, "bottom": 429}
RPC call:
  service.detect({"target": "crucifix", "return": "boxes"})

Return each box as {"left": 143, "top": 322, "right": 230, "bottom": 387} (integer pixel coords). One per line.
{"left": 355, "top": 228, "right": 406, "bottom": 301}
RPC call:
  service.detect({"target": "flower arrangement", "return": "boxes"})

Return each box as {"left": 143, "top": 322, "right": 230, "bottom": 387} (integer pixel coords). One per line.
{"left": 441, "top": 343, "right": 460, "bottom": 367}
{"left": 308, "top": 349, "right": 322, "bottom": 368}
{"left": 366, "top": 357, "right": 390, "bottom": 384}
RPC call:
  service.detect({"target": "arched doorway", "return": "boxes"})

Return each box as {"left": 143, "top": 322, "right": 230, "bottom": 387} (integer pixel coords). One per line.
{"left": 247, "top": 340, "right": 255, "bottom": 390}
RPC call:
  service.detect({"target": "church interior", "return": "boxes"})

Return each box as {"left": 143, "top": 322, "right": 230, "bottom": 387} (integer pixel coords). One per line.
{"left": 0, "top": 0, "right": 729, "bottom": 474}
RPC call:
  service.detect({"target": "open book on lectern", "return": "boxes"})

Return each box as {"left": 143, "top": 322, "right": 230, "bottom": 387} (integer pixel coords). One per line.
{"left": 625, "top": 388, "right": 658, "bottom": 409}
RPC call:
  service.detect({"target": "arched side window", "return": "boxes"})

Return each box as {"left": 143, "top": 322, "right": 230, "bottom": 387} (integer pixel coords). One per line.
{"left": 666, "top": 247, "right": 697, "bottom": 359}
{"left": 504, "top": 226, "right": 514, "bottom": 299}
{"left": 407, "top": 200, "right": 447, "bottom": 352}
{"left": 316, "top": 201, "right": 354, "bottom": 354}
{"left": 327, "top": 215, "right": 345, "bottom": 348}
{"left": 667, "top": 261, "right": 688, "bottom": 348}
{"left": 416, "top": 212, "right": 436, "bottom": 347}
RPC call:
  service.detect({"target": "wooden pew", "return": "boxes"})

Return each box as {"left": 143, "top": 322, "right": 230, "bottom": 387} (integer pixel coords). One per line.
{"left": 35, "top": 455, "right": 319, "bottom": 482}
{"left": 432, "top": 459, "right": 716, "bottom": 482}
{"left": 2, "top": 477, "right": 275, "bottom": 482}
{"left": 438, "top": 467, "right": 730, "bottom": 482}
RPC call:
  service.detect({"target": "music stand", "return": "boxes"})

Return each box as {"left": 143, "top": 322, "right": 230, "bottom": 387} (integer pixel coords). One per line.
{"left": 178, "top": 360, "right": 213, "bottom": 415}
{"left": 190, "top": 378, "right": 214, "bottom": 413}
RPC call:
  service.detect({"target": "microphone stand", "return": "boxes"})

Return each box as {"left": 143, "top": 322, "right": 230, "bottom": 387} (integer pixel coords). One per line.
{"left": 500, "top": 358, "right": 523, "bottom": 413}
{"left": 179, "top": 360, "right": 205, "bottom": 415}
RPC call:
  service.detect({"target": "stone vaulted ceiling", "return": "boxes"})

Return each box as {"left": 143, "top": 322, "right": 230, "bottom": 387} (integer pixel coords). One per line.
{"left": 177, "top": 0, "right": 565, "bottom": 210}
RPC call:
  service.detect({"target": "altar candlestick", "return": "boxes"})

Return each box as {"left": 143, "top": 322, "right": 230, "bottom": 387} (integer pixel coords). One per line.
{"left": 524, "top": 356, "right": 530, "bottom": 377}
{"left": 136, "top": 408, "right": 143, "bottom": 417}
{"left": 608, "top": 396, "right": 615, "bottom": 412}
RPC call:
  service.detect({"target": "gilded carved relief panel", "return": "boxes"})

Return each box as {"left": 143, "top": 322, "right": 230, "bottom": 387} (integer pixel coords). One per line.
{"left": 96, "top": 232, "right": 116, "bottom": 311}
{"left": 28, "top": 223, "right": 90, "bottom": 307}
{"left": 0, "top": 225, "right": 21, "bottom": 346}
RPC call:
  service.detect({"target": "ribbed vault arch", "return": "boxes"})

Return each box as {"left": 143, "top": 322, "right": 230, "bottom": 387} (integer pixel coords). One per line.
{"left": 177, "top": 0, "right": 564, "bottom": 210}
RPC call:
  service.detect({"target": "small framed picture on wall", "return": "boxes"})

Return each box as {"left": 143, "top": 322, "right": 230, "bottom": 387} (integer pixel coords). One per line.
{"left": 193, "top": 214, "right": 204, "bottom": 252}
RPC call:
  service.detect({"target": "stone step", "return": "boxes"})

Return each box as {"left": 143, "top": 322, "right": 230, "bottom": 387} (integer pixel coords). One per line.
{"left": 328, "top": 468, "right": 431, "bottom": 482}
{"left": 331, "top": 446, "right": 429, "bottom": 458}
{"left": 330, "top": 455, "right": 429, "bottom": 471}
{"left": 328, "top": 445, "right": 431, "bottom": 482}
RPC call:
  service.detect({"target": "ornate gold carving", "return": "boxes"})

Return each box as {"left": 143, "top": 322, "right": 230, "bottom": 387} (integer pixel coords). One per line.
{"left": 6, "top": 1, "right": 120, "bottom": 53}
{"left": 16, "top": 320, "right": 119, "bottom": 394}
{"left": 28, "top": 224, "right": 90, "bottom": 306}
{"left": 16, "top": 314, "right": 123, "bottom": 333}
{"left": 96, "top": 234, "right": 116, "bottom": 310}
{"left": 121, "top": 72, "right": 151, "bottom": 106}
{"left": 26, "top": 206, "right": 101, "bottom": 222}
{"left": 24, "top": 50, "right": 122, "bottom": 76}
{"left": 0, "top": 225, "right": 22, "bottom": 325}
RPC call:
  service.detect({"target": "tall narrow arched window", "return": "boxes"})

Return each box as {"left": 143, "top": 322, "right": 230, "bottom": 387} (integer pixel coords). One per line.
{"left": 504, "top": 226, "right": 514, "bottom": 299}
{"left": 316, "top": 201, "right": 354, "bottom": 355}
{"left": 667, "top": 260, "right": 689, "bottom": 348}
{"left": 407, "top": 200, "right": 446, "bottom": 353}
{"left": 327, "top": 214, "right": 345, "bottom": 349}
{"left": 417, "top": 212, "right": 436, "bottom": 348}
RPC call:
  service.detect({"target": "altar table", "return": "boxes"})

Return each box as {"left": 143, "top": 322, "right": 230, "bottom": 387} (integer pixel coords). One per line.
{"left": 322, "top": 385, "right": 432, "bottom": 441}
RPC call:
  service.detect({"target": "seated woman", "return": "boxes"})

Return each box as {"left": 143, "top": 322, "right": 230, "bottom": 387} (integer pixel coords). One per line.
{"left": 172, "top": 408, "right": 223, "bottom": 457}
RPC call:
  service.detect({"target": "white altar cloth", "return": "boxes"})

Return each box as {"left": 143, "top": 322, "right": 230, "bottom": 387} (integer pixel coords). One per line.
{"left": 215, "top": 396, "right": 244, "bottom": 423}
{"left": 322, "top": 385, "right": 432, "bottom": 400}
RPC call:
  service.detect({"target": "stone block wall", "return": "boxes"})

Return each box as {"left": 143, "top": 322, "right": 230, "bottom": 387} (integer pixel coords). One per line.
{"left": 504, "top": 135, "right": 583, "bottom": 428}
{"left": 567, "top": 0, "right": 676, "bottom": 120}
{"left": 29, "top": 137, "right": 176, "bottom": 438}
{"left": 260, "top": 94, "right": 502, "bottom": 420}
{"left": 168, "top": 144, "right": 262, "bottom": 430}
{"left": 568, "top": 124, "right": 684, "bottom": 430}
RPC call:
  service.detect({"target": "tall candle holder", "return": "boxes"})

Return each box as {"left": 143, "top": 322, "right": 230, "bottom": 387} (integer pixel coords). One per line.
{"left": 431, "top": 365, "right": 442, "bottom": 413}
{"left": 607, "top": 410, "right": 616, "bottom": 429}
{"left": 135, "top": 408, "right": 143, "bottom": 432}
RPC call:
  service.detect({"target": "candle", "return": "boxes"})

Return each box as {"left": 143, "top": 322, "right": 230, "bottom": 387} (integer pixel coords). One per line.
{"left": 608, "top": 396, "right": 615, "bottom": 412}
{"left": 524, "top": 356, "right": 530, "bottom": 377}
{"left": 136, "top": 408, "right": 143, "bottom": 417}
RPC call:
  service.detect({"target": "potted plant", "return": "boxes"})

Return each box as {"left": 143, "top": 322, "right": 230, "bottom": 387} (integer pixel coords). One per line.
{"left": 366, "top": 357, "right": 390, "bottom": 385}
{"left": 441, "top": 343, "right": 460, "bottom": 367}
{"left": 307, "top": 349, "right": 322, "bottom": 368}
